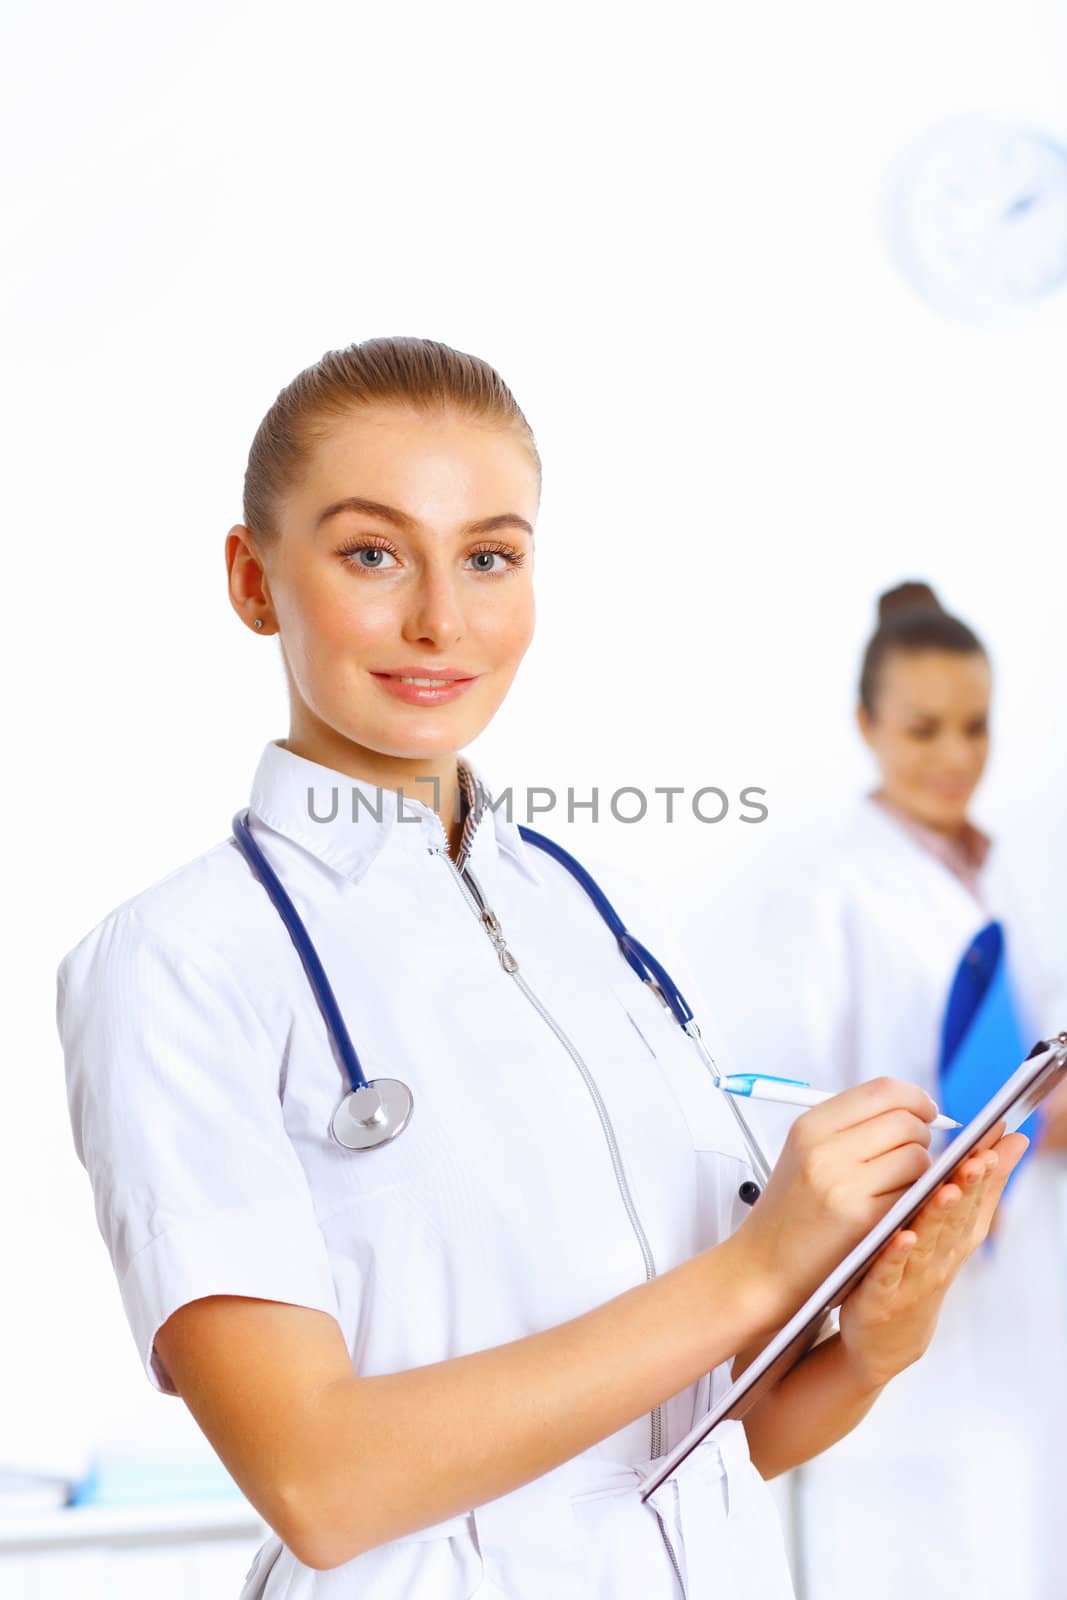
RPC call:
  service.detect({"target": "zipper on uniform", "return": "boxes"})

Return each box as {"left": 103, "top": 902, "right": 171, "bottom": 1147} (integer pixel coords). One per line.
{"left": 425, "top": 826, "right": 667, "bottom": 1464}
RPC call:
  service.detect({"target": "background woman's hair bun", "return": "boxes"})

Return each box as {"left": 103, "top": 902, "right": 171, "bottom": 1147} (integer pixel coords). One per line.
{"left": 877, "top": 580, "right": 943, "bottom": 625}
{"left": 860, "top": 580, "right": 984, "bottom": 715}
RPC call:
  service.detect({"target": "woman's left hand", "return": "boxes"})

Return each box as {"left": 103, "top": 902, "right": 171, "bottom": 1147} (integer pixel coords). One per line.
{"left": 838, "top": 1125, "right": 1029, "bottom": 1391}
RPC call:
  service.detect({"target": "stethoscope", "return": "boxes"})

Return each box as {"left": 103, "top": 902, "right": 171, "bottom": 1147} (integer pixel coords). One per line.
{"left": 230, "top": 810, "right": 774, "bottom": 1188}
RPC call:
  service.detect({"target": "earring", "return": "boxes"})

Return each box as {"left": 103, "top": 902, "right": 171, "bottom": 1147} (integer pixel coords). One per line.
{"left": 253, "top": 618, "right": 264, "bottom": 630}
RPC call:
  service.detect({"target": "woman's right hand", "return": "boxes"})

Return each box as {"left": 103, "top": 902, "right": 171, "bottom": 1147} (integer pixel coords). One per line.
{"left": 730, "top": 1076, "right": 946, "bottom": 1314}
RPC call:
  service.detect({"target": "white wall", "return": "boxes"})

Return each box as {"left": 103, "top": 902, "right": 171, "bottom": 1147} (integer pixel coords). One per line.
{"left": 5, "top": 0, "right": 1065, "bottom": 1473}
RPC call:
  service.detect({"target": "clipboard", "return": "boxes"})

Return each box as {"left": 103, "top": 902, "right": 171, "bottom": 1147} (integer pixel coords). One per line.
{"left": 639, "top": 1030, "right": 1067, "bottom": 1500}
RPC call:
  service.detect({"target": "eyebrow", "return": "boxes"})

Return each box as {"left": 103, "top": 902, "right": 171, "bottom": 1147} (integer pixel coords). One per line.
{"left": 903, "top": 709, "right": 987, "bottom": 722}
{"left": 314, "top": 496, "right": 534, "bottom": 539}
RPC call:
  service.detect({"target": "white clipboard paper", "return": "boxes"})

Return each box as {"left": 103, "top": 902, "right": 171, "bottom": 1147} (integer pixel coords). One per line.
{"left": 639, "top": 1031, "right": 1067, "bottom": 1500}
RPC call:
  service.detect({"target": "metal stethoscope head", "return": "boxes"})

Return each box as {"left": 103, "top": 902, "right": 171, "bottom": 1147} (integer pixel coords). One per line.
{"left": 230, "top": 808, "right": 774, "bottom": 1182}
{"left": 232, "top": 809, "right": 413, "bottom": 1149}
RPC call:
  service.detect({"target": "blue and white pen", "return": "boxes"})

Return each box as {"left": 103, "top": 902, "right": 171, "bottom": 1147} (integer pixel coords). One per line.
{"left": 721, "top": 1073, "right": 961, "bottom": 1131}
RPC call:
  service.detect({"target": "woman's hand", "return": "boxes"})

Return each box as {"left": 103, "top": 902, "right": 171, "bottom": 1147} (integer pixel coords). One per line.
{"left": 837, "top": 1123, "right": 1029, "bottom": 1391}
{"left": 732, "top": 1075, "right": 941, "bottom": 1314}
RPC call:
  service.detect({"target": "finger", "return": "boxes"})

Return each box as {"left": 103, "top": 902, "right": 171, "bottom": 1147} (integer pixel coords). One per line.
{"left": 884, "top": 1146, "right": 992, "bottom": 1267}
{"left": 974, "top": 1134, "right": 1029, "bottom": 1234}
{"left": 967, "top": 1118, "right": 1008, "bottom": 1157}
{"left": 861, "top": 1228, "right": 918, "bottom": 1300}
{"left": 798, "top": 1076, "right": 939, "bottom": 1139}
{"left": 989, "top": 1131, "right": 1028, "bottom": 1183}
{"left": 906, "top": 1123, "right": 1011, "bottom": 1245}
{"left": 898, "top": 1166, "right": 971, "bottom": 1268}
{"left": 920, "top": 1148, "right": 1008, "bottom": 1269}
{"left": 923, "top": 1151, "right": 996, "bottom": 1255}
{"left": 861, "top": 1139, "right": 933, "bottom": 1198}
{"left": 832, "top": 1107, "right": 935, "bottom": 1168}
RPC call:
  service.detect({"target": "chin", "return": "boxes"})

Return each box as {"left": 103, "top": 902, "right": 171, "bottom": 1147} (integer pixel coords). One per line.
{"left": 364, "top": 714, "right": 495, "bottom": 761}
{"left": 912, "top": 791, "right": 972, "bottom": 830}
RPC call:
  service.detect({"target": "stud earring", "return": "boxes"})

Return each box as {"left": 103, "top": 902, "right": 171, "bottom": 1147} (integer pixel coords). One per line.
{"left": 253, "top": 618, "right": 264, "bottom": 629}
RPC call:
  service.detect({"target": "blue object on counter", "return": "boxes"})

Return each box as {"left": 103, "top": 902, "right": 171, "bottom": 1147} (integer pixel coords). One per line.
{"left": 69, "top": 1453, "right": 243, "bottom": 1506}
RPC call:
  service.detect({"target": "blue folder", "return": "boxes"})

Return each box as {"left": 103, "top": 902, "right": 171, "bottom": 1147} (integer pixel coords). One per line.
{"left": 938, "top": 919, "right": 1042, "bottom": 1203}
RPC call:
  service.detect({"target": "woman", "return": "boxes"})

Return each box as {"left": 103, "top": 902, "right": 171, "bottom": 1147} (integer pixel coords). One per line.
{"left": 54, "top": 344, "right": 1025, "bottom": 1600}
{"left": 724, "top": 581, "right": 1067, "bottom": 1600}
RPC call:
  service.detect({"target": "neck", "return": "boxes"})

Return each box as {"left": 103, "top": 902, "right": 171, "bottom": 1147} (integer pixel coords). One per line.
{"left": 874, "top": 787, "right": 970, "bottom": 842}
{"left": 283, "top": 716, "right": 464, "bottom": 858}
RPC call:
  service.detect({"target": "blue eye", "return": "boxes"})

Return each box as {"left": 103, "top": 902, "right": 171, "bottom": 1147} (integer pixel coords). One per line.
{"left": 467, "top": 545, "right": 526, "bottom": 574}
{"left": 468, "top": 550, "right": 508, "bottom": 573}
{"left": 336, "top": 540, "right": 525, "bottom": 576}
{"left": 341, "top": 544, "right": 398, "bottom": 571}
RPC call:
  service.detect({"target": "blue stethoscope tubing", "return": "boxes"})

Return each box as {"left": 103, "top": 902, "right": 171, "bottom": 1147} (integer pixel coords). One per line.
{"left": 230, "top": 809, "right": 772, "bottom": 1182}
{"left": 232, "top": 809, "right": 362, "bottom": 1090}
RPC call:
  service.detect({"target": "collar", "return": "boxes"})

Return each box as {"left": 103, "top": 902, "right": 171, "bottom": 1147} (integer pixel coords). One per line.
{"left": 867, "top": 789, "right": 992, "bottom": 893}
{"left": 246, "top": 738, "right": 543, "bottom": 887}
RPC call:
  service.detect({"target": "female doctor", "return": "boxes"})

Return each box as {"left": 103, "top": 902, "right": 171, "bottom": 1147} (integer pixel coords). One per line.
{"left": 54, "top": 342, "right": 1026, "bottom": 1600}
{"left": 727, "top": 581, "right": 1067, "bottom": 1600}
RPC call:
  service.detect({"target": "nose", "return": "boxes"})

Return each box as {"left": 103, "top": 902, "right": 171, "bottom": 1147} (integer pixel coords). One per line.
{"left": 927, "top": 727, "right": 983, "bottom": 774}
{"left": 402, "top": 558, "right": 465, "bottom": 647}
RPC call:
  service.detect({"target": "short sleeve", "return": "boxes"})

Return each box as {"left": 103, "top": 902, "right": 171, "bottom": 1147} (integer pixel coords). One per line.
{"left": 55, "top": 904, "right": 342, "bottom": 1395}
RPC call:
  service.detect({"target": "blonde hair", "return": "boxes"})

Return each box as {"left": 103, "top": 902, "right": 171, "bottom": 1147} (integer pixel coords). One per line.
{"left": 243, "top": 336, "right": 542, "bottom": 541}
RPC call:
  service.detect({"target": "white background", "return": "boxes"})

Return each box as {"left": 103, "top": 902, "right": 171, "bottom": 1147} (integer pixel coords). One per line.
{"left": 5, "top": 0, "right": 1066, "bottom": 1480}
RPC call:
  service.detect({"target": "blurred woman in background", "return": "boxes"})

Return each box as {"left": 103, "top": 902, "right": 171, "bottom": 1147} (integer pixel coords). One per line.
{"left": 728, "top": 581, "right": 1067, "bottom": 1600}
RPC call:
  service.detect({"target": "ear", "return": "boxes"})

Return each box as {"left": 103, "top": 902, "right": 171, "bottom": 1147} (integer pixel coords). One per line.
{"left": 855, "top": 701, "right": 875, "bottom": 750}
{"left": 226, "top": 524, "right": 275, "bottom": 634}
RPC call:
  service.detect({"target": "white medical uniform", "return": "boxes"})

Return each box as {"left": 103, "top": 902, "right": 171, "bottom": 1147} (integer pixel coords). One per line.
{"left": 55, "top": 738, "right": 797, "bottom": 1600}
{"left": 718, "top": 794, "right": 1067, "bottom": 1600}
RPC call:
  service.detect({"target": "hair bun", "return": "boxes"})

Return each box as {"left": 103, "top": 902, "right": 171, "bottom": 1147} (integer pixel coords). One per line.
{"left": 877, "top": 581, "right": 943, "bottom": 624}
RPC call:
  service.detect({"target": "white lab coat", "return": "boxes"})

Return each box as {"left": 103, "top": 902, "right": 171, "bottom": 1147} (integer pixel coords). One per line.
{"left": 55, "top": 738, "right": 796, "bottom": 1600}
{"left": 717, "top": 794, "right": 1067, "bottom": 1600}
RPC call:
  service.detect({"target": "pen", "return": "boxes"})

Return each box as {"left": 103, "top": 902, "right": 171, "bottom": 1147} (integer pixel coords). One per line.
{"left": 721, "top": 1073, "right": 961, "bottom": 1130}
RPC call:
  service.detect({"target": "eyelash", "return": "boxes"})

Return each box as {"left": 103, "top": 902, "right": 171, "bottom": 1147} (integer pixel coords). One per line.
{"left": 335, "top": 535, "right": 526, "bottom": 576}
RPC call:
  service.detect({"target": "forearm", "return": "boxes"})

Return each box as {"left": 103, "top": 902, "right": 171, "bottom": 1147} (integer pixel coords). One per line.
{"left": 740, "top": 1330, "right": 886, "bottom": 1479}
{"left": 291, "top": 1234, "right": 782, "bottom": 1569}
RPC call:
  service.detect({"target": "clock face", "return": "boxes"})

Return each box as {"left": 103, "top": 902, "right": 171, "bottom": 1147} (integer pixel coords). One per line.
{"left": 886, "top": 113, "right": 1067, "bottom": 320}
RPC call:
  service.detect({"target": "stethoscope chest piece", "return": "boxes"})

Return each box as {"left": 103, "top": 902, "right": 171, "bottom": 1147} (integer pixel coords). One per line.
{"left": 330, "top": 1079, "right": 414, "bottom": 1150}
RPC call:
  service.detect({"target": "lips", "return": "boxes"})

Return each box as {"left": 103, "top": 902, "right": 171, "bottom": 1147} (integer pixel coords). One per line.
{"left": 372, "top": 668, "right": 475, "bottom": 682}
{"left": 380, "top": 674, "right": 469, "bottom": 685}
{"left": 925, "top": 781, "right": 971, "bottom": 798}
{"left": 370, "top": 670, "right": 479, "bottom": 706}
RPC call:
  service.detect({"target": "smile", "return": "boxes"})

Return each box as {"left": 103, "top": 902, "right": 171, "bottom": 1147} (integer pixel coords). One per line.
{"left": 370, "top": 671, "right": 479, "bottom": 705}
